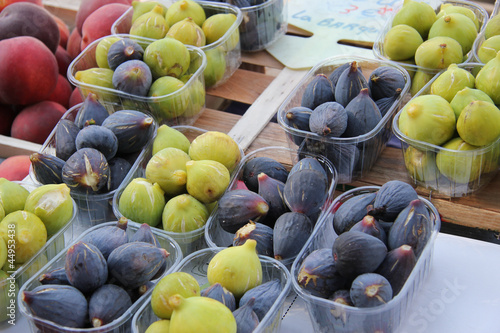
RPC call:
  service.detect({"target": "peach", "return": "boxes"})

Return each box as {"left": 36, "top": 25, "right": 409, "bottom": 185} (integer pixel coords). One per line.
{"left": 52, "top": 14, "right": 70, "bottom": 48}
{"left": 80, "top": 3, "right": 131, "bottom": 50}
{"left": 0, "top": 155, "right": 31, "bottom": 181}
{"left": 0, "top": 104, "right": 17, "bottom": 135}
{"left": 0, "top": 36, "right": 58, "bottom": 105}
{"left": 55, "top": 45, "right": 72, "bottom": 76}
{"left": 47, "top": 74, "right": 73, "bottom": 108}
{"left": 69, "top": 88, "right": 84, "bottom": 108}
{"left": 75, "top": 0, "right": 132, "bottom": 35}
{"left": 11, "top": 101, "right": 66, "bottom": 144}
{"left": 0, "top": 0, "right": 42, "bottom": 13}
{"left": 0, "top": 2, "right": 60, "bottom": 53}
{"left": 66, "top": 28, "right": 82, "bottom": 60}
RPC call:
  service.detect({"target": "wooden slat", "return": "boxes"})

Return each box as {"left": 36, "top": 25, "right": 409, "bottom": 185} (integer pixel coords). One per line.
{"left": 0, "top": 135, "right": 42, "bottom": 157}
{"left": 241, "top": 51, "right": 285, "bottom": 70}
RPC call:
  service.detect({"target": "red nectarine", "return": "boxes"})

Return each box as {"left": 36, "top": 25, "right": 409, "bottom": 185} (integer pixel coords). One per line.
{"left": 55, "top": 45, "right": 72, "bottom": 76}
{"left": 66, "top": 28, "right": 82, "bottom": 60}
{"left": 0, "top": 104, "right": 17, "bottom": 135}
{"left": 52, "top": 14, "right": 70, "bottom": 48}
{"left": 75, "top": 0, "right": 132, "bottom": 35}
{"left": 47, "top": 74, "right": 73, "bottom": 108}
{"left": 0, "top": 0, "right": 42, "bottom": 13}
{"left": 0, "top": 155, "right": 31, "bottom": 181}
{"left": 69, "top": 88, "right": 84, "bottom": 108}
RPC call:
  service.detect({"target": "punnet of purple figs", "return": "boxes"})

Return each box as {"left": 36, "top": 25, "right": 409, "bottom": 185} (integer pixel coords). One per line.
{"left": 205, "top": 146, "right": 338, "bottom": 267}
{"left": 277, "top": 56, "right": 411, "bottom": 184}
{"left": 28, "top": 95, "right": 157, "bottom": 226}
{"left": 290, "top": 180, "right": 441, "bottom": 333}
{"left": 18, "top": 219, "right": 183, "bottom": 332}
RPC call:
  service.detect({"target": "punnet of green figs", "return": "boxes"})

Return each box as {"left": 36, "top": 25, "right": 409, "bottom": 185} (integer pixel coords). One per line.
{"left": 132, "top": 245, "right": 292, "bottom": 333}
{"left": 372, "top": 0, "right": 489, "bottom": 95}
{"left": 473, "top": 8, "right": 500, "bottom": 64}
{"left": 68, "top": 33, "right": 208, "bottom": 127}
{"left": 17, "top": 219, "right": 183, "bottom": 332}
{"left": 290, "top": 183, "right": 441, "bottom": 333}
{"left": 111, "top": 0, "right": 243, "bottom": 88}
{"left": 277, "top": 55, "right": 411, "bottom": 184}
{"left": 393, "top": 60, "right": 500, "bottom": 197}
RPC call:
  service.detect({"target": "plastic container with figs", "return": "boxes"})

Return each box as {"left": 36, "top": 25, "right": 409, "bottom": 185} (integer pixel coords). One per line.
{"left": 204, "top": 145, "right": 338, "bottom": 268}
{"left": 111, "top": 1, "right": 242, "bottom": 88}
{"left": 131, "top": 246, "right": 291, "bottom": 333}
{"left": 28, "top": 102, "right": 157, "bottom": 230}
{"left": 18, "top": 221, "right": 183, "bottom": 333}
{"left": 372, "top": 0, "right": 489, "bottom": 77}
{"left": 276, "top": 55, "right": 411, "bottom": 184}
{"left": 67, "top": 34, "right": 207, "bottom": 127}
{"left": 290, "top": 186, "right": 441, "bottom": 333}
{"left": 112, "top": 126, "right": 244, "bottom": 256}
{"left": 392, "top": 62, "right": 500, "bottom": 197}
{"left": 472, "top": 1, "right": 500, "bottom": 63}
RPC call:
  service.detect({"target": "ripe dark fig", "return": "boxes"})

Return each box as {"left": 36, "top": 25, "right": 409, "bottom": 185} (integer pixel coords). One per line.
{"left": 74, "top": 93, "right": 109, "bottom": 128}
{"left": 129, "top": 223, "right": 160, "bottom": 246}
{"left": 329, "top": 289, "right": 353, "bottom": 306}
{"left": 388, "top": 199, "right": 433, "bottom": 257}
{"left": 301, "top": 74, "right": 335, "bottom": 110}
{"left": 257, "top": 172, "right": 288, "bottom": 226}
{"left": 375, "top": 88, "right": 402, "bottom": 117}
{"left": 107, "top": 157, "right": 132, "bottom": 191}
{"left": 30, "top": 152, "right": 65, "bottom": 184}
{"left": 107, "top": 241, "right": 169, "bottom": 289}
{"left": 309, "top": 101, "right": 348, "bottom": 137}
{"left": 328, "top": 62, "right": 351, "bottom": 90}
{"left": 101, "top": 110, "right": 155, "bottom": 154}
{"left": 55, "top": 119, "right": 80, "bottom": 161}
{"left": 75, "top": 124, "right": 119, "bottom": 161}
{"left": 273, "top": 212, "right": 313, "bottom": 261}
{"left": 232, "top": 297, "right": 259, "bottom": 333}
{"left": 217, "top": 189, "right": 269, "bottom": 233}
{"left": 334, "top": 61, "right": 369, "bottom": 107}
{"left": 349, "top": 215, "right": 387, "bottom": 244}
{"left": 62, "top": 148, "right": 110, "bottom": 194}
{"left": 288, "top": 157, "right": 327, "bottom": 180}
{"left": 81, "top": 217, "right": 128, "bottom": 259}
{"left": 38, "top": 267, "right": 70, "bottom": 285}
{"left": 107, "top": 38, "right": 144, "bottom": 70}
{"left": 369, "top": 180, "right": 419, "bottom": 222}
{"left": 200, "top": 282, "right": 236, "bottom": 311}
{"left": 284, "top": 168, "right": 328, "bottom": 217}
{"left": 239, "top": 279, "right": 281, "bottom": 320}
{"left": 88, "top": 284, "right": 132, "bottom": 327}
{"left": 376, "top": 244, "right": 417, "bottom": 296}
{"left": 343, "top": 88, "right": 382, "bottom": 136}
{"left": 332, "top": 231, "right": 387, "bottom": 280}
{"left": 233, "top": 222, "right": 274, "bottom": 257}
{"left": 297, "top": 248, "right": 347, "bottom": 298}
{"left": 21, "top": 284, "right": 88, "bottom": 328}
{"left": 368, "top": 66, "right": 406, "bottom": 101}
{"left": 349, "top": 273, "right": 393, "bottom": 307}
{"left": 242, "top": 157, "right": 289, "bottom": 192}
{"left": 65, "top": 241, "right": 108, "bottom": 295}
{"left": 112, "top": 59, "right": 152, "bottom": 96}
{"left": 284, "top": 106, "right": 312, "bottom": 146}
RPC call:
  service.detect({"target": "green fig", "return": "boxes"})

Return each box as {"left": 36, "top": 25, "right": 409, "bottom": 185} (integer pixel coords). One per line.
{"left": 383, "top": 24, "right": 423, "bottom": 61}
{"left": 207, "top": 239, "right": 262, "bottom": 298}
{"left": 0, "top": 203, "right": 4, "bottom": 221}
{"left": 151, "top": 272, "right": 200, "bottom": 319}
{"left": 130, "top": 5, "right": 170, "bottom": 40}
{"left": 118, "top": 177, "right": 165, "bottom": 227}
{"left": 74, "top": 68, "right": 117, "bottom": 102}
{"left": 414, "top": 36, "right": 463, "bottom": 70}
{"left": 450, "top": 87, "right": 494, "bottom": 120}
{"left": 185, "top": 160, "right": 230, "bottom": 204}
{"left": 168, "top": 295, "right": 237, "bottom": 333}
{"left": 181, "top": 76, "right": 205, "bottom": 118}
{"left": 131, "top": 1, "right": 168, "bottom": 23}
{"left": 162, "top": 194, "right": 209, "bottom": 233}
{"left": 404, "top": 146, "right": 438, "bottom": 182}
{"left": 95, "top": 36, "right": 121, "bottom": 69}
{"left": 457, "top": 100, "right": 500, "bottom": 147}
{"left": 392, "top": 0, "right": 437, "bottom": 39}
{"left": 165, "top": 0, "right": 206, "bottom": 27}
{"left": 430, "top": 64, "right": 475, "bottom": 102}
{"left": 437, "top": 4, "right": 480, "bottom": 31}
{"left": 23, "top": 184, "right": 74, "bottom": 236}
{"left": 484, "top": 14, "right": 500, "bottom": 40}
{"left": 145, "top": 147, "right": 191, "bottom": 196}
{"left": 478, "top": 35, "right": 500, "bottom": 64}
{"left": 475, "top": 51, "right": 500, "bottom": 104}
{"left": 410, "top": 69, "right": 435, "bottom": 96}
{"left": 428, "top": 13, "right": 477, "bottom": 54}
{"left": 0, "top": 237, "right": 6, "bottom": 270}
{"left": 145, "top": 320, "right": 171, "bottom": 333}
{"left": 202, "top": 13, "right": 239, "bottom": 51}
{"left": 0, "top": 211, "right": 47, "bottom": 264}
{"left": 167, "top": 17, "right": 206, "bottom": 47}
{"left": 152, "top": 125, "right": 191, "bottom": 155}
{"left": 203, "top": 46, "right": 226, "bottom": 87}
{"left": 143, "top": 38, "right": 190, "bottom": 79}
{"left": 436, "top": 137, "right": 484, "bottom": 183}
{"left": 188, "top": 131, "right": 241, "bottom": 173}
{"left": 148, "top": 76, "right": 189, "bottom": 119}
{"left": 0, "top": 178, "right": 29, "bottom": 215}
{"left": 398, "top": 94, "right": 456, "bottom": 146}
